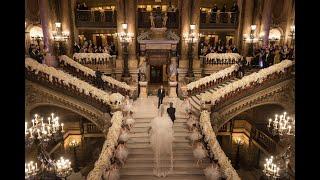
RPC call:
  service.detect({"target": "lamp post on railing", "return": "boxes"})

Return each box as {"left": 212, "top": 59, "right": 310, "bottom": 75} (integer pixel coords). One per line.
{"left": 289, "top": 25, "right": 295, "bottom": 48}
{"left": 183, "top": 24, "right": 198, "bottom": 78}
{"left": 25, "top": 161, "right": 40, "bottom": 179}
{"left": 234, "top": 137, "right": 243, "bottom": 170}
{"left": 248, "top": 25, "right": 256, "bottom": 56}
{"left": 119, "top": 23, "right": 134, "bottom": 79}
{"left": 52, "top": 22, "right": 70, "bottom": 56}
{"left": 55, "top": 157, "right": 72, "bottom": 180}
{"left": 69, "top": 139, "right": 80, "bottom": 172}
{"left": 263, "top": 156, "right": 280, "bottom": 179}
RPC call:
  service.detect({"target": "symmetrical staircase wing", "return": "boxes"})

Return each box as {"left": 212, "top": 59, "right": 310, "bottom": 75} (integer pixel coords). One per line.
{"left": 59, "top": 55, "right": 135, "bottom": 97}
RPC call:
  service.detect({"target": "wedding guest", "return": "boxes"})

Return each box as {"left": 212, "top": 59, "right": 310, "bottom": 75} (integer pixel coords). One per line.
{"left": 210, "top": 4, "right": 218, "bottom": 23}
{"left": 193, "top": 142, "right": 208, "bottom": 166}
{"left": 115, "top": 143, "right": 128, "bottom": 166}
{"left": 119, "top": 127, "right": 130, "bottom": 143}
{"left": 189, "top": 126, "right": 202, "bottom": 146}
{"left": 103, "top": 164, "right": 120, "bottom": 180}
{"left": 125, "top": 111, "right": 135, "bottom": 129}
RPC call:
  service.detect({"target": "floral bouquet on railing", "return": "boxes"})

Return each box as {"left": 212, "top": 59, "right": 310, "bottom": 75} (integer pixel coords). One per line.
{"left": 109, "top": 93, "right": 125, "bottom": 110}
{"left": 205, "top": 53, "right": 242, "bottom": 64}
{"left": 87, "top": 111, "right": 123, "bottom": 180}
{"left": 200, "top": 60, "right": 294, "bottom": 103}
{"left": 25, "top": 58, "right": 125, "bottom": 106}
{"left": 60, "top": 55, "right": 133, "bottom": 91}
{"left": 187, "top": 64, "right": 239, "bottom": 91}
{"left": 200, "top": 110, "right": 241, "bottom": 180}
{"left": 73, "top": 53, "right": 113, "bottom": 63}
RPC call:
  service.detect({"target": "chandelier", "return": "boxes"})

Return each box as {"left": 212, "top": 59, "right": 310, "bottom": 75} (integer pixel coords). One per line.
{"left": 118, "top": 23, "right": 134, "bottom": 43}
{"left": 25, "top": 161, "right": 39, "bottom": 179}
{"left": 263, "top": 156, "right": 280, "bottom": 179}
{"left": 55, "top": 157, "right": 73, "bottom": 178}
{"left": 52, "top": 22, "right": 70, "bottom": 42}
{"left": 267, "top": 112, "right": 295, "bottom": 137}
{"left": 25, "top": 113, "right": 64, "bottom": 146}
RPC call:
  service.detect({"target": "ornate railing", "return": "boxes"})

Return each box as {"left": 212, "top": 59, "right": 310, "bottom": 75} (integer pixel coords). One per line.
{"left": 73, "top": 53, "right": 116, "bottom": 67}
{"left": 137, "top": 11, "right": 179, "bottom": 28}
{"left": 199, "top": 110, "right": 241, "bottom": 180}
{"left": 200, "top": 11, "right": 238, "bottom": 29}
{"left": 76, "top": 10, "right": 117, "bottom": 28}
{"left": 211, "top": 66, "right": 294, "bottom": 111}
{"left": 25, "top": 59, "right": 114, "bottom": 113}
{"left": 87, "top": 111, "right": 123, "bottom": 180}
{"left": 59, "top": 55, "right": 133, "bottom": 97}
{"left": 186, "top": 64, "right": 239, "bottom": 96}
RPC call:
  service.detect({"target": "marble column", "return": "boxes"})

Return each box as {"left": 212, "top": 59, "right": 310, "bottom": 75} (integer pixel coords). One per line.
{"left": 115, "top": 0, "right": 125, "bottom": 80}
{"left": 234, "top": 0, "right": 244, "bottom": 53}
{"left": 126, "top": 0, "right": 138, "bottom": 74}
{"left": 70, "top": 0, "right": 79, "bottom": 44}
{"left": 39, "top": 0, "right": 57, "bottom": 66}
{"left": 61, "top": 0, "right": 74, "bottom": 56}
{"left": 241, "top": 0, "right": 254, "bottom": 56}
{"left": 260, "top": 0, "right": 273, "bottom": 47}
{"left": 191, "top": 0, "right": 201, "bottom": 79}
{"left": 178, "top": 0, "right": 191, "bottom": 80}
{"left": 283, "top": 0, "right": 295, "bottom": 47}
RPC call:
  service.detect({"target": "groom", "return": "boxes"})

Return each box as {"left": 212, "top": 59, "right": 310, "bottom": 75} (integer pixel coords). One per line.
{"left": 167, "top": 102, "right": 176, "bottom": 123}
{"left": 157, "top": 85, "right": 165, "bottom": 108}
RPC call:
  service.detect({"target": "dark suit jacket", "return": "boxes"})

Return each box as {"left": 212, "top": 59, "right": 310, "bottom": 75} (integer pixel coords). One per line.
{"left": 157, "top": 88, "right": 165, "bottom": 99}
{"left": 167, "top": 107, "right": 176, "bottom": 121}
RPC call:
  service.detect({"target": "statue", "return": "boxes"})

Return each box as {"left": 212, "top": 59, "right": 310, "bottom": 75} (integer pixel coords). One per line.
{"left": 139, "top": 56, "right": 147, "bottom": 82}
{"left": 168, "top": 57, "right": 178, "bottom": 82}
{"left": 150, "top": 12, "right": 155, "bottom": 28}
{"left": 162, "top": 12, "right": 168, "bottom": 27}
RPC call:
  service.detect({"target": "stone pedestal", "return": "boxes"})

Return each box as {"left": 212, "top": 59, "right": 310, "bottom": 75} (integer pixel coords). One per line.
{"left": 168, "top": 81, "right": 178, "bottom": 98}
{"left": 139, "top": 81, "right": 148, "bottom": 98}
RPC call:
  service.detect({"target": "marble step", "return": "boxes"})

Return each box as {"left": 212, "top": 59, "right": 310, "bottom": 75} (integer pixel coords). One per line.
{"left": 120, "top": 167, "right": 205, "bottom": 176}
{"left": 123, "top": 160, "right": 209, "bottom": 168}
{"left": 127, "top": 142, "right": 192, "bottom": 149}
{"left": 131, "top": 126, "right": 189, "bottom": 133}
{"left": 129, "top": 131, "right": 190, "bottom": 138}
{"left": 129, "top": 148, "right": 193, "bottom": 155}
{"left": 127, "top": 137, "right": 189, "bottom": 143}
{"left": 120, "top": 175, "right": 206, "bottom": 180}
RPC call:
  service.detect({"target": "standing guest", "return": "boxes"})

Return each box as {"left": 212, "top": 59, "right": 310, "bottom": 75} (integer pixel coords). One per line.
{"left": 30, "top": 48, "right": 38, "bottom": 62}
{"left": 273, "top": 45, "right": 281, "bottom": 64}
{"left": 210, "top": 4, "right": 218, "bottom": 23}
{"left": 263, "top": 49, "right": 272, "bottom": 67}
{"left": 125, "top": 111, "right": 135, "bottom": 130}
{"left": 232, "top": 45, "right": 238, "bottom": 53}
{"left": 95, "top": 67, "right": 103, "bottom": 89}
{"left": 167, "top": 102, "right": 176, "bottom": 123}
{"left": 157, "top": 85, "right": 165, "bottom": 108}
{"left": 231, "top": 1, "right": 239, "bottom": 23}
{"left": 221, "top": 4, "right": 227, "bottom": 23}
{"left": 258, "top": 50, "right": 265, "bottom": 68}
{"left": 73, "top": 42, "right": 81, "bottom": 53}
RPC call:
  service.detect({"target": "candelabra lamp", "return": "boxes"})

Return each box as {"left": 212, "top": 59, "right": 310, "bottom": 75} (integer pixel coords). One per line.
{"left": 234, "top": 138, "right": 243, "bottom": 170}
{"left": 267, "top": 112, "right": 295, "bottom": 138}
{"left": 183, "top": 24, "right": 198, "bottom": 78}
{"left": 69, "top": 139, "right": 80, "bottom": 172}
{"left": 119, "top": 23, "right": 134, "bottom": 79}
{"left": 55, "top": 157, "right": 73, "bottom": 180}
{"left": 52, "top": 22, "right": 70, "bottom": 42}
{"left": 25, "top": 161, "right": 40, "bottom": 179}
{"left": 263, "top": 156, "right": 280, "bottom": 179}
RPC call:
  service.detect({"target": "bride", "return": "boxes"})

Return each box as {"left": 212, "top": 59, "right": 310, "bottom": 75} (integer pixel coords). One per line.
{"left": 148, "top": 104, "right": 174, "bottom": 177}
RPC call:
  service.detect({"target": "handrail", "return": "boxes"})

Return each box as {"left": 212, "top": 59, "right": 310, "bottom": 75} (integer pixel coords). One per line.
{"left": 200, "top": 11, "right": 238, "bottom": 26}
{"left": 185, "top": 64, "right": 239, "bottom": 95}
{"left": 87, "top": 111, "right": 123, "bottom": 180}
{"left": 59, "top": 55, "right": 133, "bottom": 97}
{"left": 200, "top": 60, "right": 294, "bottom": 105}
{"left": 25, "top": 58, "right": 121, "bottom": 112}
{"left": 199, "top": 110, "right": 241, "bottom": 180}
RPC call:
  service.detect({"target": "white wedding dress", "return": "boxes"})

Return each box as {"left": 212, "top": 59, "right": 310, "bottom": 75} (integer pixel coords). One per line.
{"left": 149, "top": 104, "right": 174, "bottom": 177}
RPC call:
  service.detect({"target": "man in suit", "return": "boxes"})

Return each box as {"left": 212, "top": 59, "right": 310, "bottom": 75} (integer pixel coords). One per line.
{"left": 167, "top": 102, "right": 176, "bottom": 123}
{"left": 95, "top": 68, "right": 104, "bottom": 89}
{"left": 157, "top": 85, "right": 165, "bottom": 108}
{"left": 263, "top": 49, "right": 273, "bottom": 67}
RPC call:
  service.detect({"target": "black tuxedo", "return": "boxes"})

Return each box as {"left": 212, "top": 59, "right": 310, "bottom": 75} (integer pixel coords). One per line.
{"left": 167, "top": 107, "right": 176, "bottom": 122}
{"left": 157, "top": 88, "right": 165, "bottom": 108}
{"left": 263, "top": 53, "right": 273, "bottom": 67}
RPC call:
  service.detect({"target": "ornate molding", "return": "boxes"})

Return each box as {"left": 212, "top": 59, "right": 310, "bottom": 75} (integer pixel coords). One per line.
{"left": 211, "top": 79, "right": 294, "bottom": 131}
{"left": 26, "top": 81, "right": 111, "bottom": 132}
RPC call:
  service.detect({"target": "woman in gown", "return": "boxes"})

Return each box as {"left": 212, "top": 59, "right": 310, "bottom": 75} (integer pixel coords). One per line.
{"left": 123, "top": 95, "right": 132, "bottom": 115}
{"left": 189, "top": 126, "right": 203, "bottom": 146}
{"left": 186, "top": 114, "right": 197, "bottom": 131}
{"left": 148, "top": 104, "right": 174, "bottom": 177}
{"left": 124, "top": 111, "right": 135, "bottom": 130}
{"left": 119, "top": 127, "right": 130, "bottom": 143}
{"left": 115, "top": 143, "right": 128, "bottom": 166}
{"left": 204, "top": 162, "right": 222, "bottom": 180}
{"left": 193, "top": 142, "right": 208, "bottom": 166}
{"left": 103, "top": 164, "right": 120, "bottom": 180}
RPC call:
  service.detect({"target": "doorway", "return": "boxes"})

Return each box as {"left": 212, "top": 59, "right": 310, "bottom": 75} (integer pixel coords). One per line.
{"left": 150, "top": 65, "right": 162, "bottom": 84}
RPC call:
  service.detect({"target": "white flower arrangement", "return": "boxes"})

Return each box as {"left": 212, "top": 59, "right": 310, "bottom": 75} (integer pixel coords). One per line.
{"left": 73, "top": 53, "right": 112, "bottom": 63}
{"left": 201, "top": 60, "right": 294, "bottom": 103}
{"left": 187, "top": 64, "right": 239, "bottom": 91}
{"left": 87, "top": 111, "right": 123, "bottom": 180}
{"left": 205, "top": 53, "right": 242, "bottom": 63}
{"left": 200, "top": 110, "right": 241, "bottom": 180}
{"left": 60, "top": 55, "right": 133, "bottom": 91}
{"left": 25, "top": 58, "right": 125, "bottom": 105}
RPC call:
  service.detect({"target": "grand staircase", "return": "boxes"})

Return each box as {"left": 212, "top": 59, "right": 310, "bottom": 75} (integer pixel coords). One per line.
{"left": 120, "top": 97, "right": 209, "bottom": 180}
{"left": 190, "top": 68, "right": 258, "bottom": 113}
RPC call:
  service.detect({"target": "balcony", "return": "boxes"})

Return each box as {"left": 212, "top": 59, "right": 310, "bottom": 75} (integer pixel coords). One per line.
{"left": 200, "top": 11, "right": 238, "bottom": 29}
{"left": 76, "top": 10, "right": 117, "bottom": 28}
{"left": 137, "top": 11, "right": 179, "bottom": 29}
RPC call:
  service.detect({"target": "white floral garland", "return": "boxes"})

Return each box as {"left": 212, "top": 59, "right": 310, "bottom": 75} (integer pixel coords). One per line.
{"left": 200, "top": 110, "right": 241, "bottom": 180}
{"left": 73, "top": 53, "right": 112, "bottom": 62}
{"left": 187, "top": 64, "right": 239, "bottom": 90}
{"left": 60, "top": 55, "right": 133, "bottom": 91}
{"left": 201, "top": 60, "right": 294, "bottom": 103}
{"left": 87, "top": 111, "right": 123, "bottom": 180}
{"left": 25, "top": 58, "right": 124, "bottom": 105}
{"left": 205, "top": 53, "right": 242, "bottom": 63}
